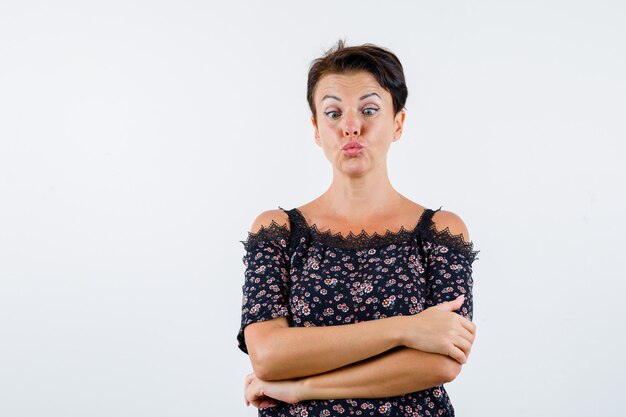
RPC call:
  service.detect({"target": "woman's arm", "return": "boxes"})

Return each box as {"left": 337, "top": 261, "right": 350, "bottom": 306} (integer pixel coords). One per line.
{"left": 244, "top": 346, "right": 462, "bottom": 406}
{"left": 298, "top": 347, "right": 461, "bottom": 400}
{"left": 247, "top": 296, "right": 473, "bottom": 381}
{"left": 245, "top": 315, "right": 404, "bottom": 381}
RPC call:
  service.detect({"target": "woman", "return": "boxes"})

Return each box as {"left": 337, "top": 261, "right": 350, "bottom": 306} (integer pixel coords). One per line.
{"left": 237, "top": 40, "right": 479, "bottom": 416}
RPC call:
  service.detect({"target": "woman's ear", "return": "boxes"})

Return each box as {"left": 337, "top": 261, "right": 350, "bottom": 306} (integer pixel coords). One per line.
{"left": 393, "top": 110, "right": 406, "bottom": 141}
{"left": 311, "top": 116, "right": 321, "bottom": 146}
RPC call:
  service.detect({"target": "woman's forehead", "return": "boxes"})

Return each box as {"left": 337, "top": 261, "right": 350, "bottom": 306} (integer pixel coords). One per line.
{"left": 315, "top": 71, "right": 386, "bottom": 99}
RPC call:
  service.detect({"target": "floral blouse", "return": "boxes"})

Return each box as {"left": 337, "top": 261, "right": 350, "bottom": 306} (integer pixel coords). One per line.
{"left": 237, "top": 206, "right": 479, "bottom": 416}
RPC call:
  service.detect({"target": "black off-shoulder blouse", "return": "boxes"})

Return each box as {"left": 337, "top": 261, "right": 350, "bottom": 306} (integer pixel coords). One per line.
{"left": 237, "top": 206, "right": 479, "bottom": 417}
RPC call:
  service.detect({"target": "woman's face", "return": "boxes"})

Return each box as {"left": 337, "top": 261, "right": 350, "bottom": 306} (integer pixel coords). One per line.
{"left": 311, "top": 70, "right": 405, "bottom": 176}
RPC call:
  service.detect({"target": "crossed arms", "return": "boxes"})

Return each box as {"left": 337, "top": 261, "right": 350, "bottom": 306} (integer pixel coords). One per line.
{"left": 244, "top": 311, "right": 469, "bottom": 400}
{"left": 241, "top": 208, "right": 477, "bottom": 401}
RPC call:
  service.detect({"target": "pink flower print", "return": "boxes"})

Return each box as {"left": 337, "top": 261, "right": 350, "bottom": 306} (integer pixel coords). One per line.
{"left": 324, "top": 278, "right": 338, "bottom": 286}
{"left": 379, "top": 402, "right": 391, "bottom": 413}
{"left": 382, "top": 295, "right": 396, "bottom": 308}
{"left": 295, "top": 299, "right": 311, "bottom": 316}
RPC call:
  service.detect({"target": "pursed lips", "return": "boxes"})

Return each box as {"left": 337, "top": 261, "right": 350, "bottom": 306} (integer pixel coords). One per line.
{"left": 342, "top": 141, "right": 364, "bottom": 150}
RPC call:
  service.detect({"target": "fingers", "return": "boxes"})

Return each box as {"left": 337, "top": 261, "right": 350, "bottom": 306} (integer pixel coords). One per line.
{"left": 246, "top": 373, "right": 255, "bottom": 384}
{"left": 447, "top": 344, "right": 467, "bottom": 364}
{"left": 433, "top": 295, "right": 465, "bottom": 312}
{"left": 259, "top": 399, "right": 277, "bottom": 409}
{"left": 454, "top": 335, "right": 473, "bottom": 358}
{"left": 244, "top": 375, "right": 264, "bottom": 408}
{"left": 251, "top": 389, "right": 277, "bottom": 410}
{"left": 452, "top": 295, "right": 465, "bottom": 310}
{"left": 248, "top": 389, "right": 264, "bottom": 408}
{"left": 457, "top": 324, "right": 475, "bottom": 345}
{"left": 459, "top": 316, "right": 477, "bottom": 335}
{"left": 244, "top": 373, "right": 254, "bottom": 406}
{"left": 454, "top": 322, "right": 475, "bottom": 360}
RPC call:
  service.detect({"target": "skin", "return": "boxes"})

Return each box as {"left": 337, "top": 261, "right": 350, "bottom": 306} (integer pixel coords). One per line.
{"left": 242, "top": 70, "right": 476, "bottom": 409}
{"left": 307, "top": 70, "right": 411, "bottom": 230}
{"left": 244, "top": 297, "right": 471, "bottom": 409}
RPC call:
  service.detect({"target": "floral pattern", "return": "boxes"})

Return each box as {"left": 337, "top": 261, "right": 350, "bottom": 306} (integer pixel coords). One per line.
{"left": 237, "top": 207, "right": 479, "bottom": 416}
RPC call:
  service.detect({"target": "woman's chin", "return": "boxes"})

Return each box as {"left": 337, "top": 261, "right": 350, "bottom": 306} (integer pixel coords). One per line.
{"left": 336, "top": 160, "right": 371, "bottom": 176}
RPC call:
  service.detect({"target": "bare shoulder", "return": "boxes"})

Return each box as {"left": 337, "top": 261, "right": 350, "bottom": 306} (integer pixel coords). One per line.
{"left": 431, "top": 209, "right": 471, "bottom": 243}
{"left": 250, "top": 209, "right": 290, "bottom": 234}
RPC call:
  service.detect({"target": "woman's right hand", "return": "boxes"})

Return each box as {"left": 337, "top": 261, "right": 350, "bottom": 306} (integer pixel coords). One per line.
{"left": 400, "top": 295, "right": 476, "bottom": 364}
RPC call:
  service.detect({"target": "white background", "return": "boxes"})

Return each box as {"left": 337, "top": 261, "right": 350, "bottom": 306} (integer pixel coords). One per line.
{"left": 1, "top": 1, "right": 625, "bottom": 416}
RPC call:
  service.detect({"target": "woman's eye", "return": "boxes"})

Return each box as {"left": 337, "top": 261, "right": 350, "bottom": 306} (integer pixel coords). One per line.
{"left": 363, "top": 107, "right": 378, "bottom": 116}
{"left": 325, "top": 111, "right": 341, "bottom": 119}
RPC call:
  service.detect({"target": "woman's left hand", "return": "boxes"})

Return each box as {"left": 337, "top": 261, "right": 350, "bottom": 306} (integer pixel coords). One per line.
{"left": 244, "top": 372, "right": 305, "bottom": 408}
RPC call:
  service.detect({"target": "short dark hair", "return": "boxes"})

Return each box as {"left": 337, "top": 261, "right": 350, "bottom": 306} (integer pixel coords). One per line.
{"left": 307, "top": 39, "right": 408, "bottom": 120}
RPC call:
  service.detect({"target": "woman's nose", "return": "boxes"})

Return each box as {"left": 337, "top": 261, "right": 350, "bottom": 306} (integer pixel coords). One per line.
{"left": 343, "top": 113, "right": 361, "bottom": 137}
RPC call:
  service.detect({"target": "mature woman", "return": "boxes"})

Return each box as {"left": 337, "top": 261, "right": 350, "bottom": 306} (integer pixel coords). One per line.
{"left": 236, "top": 40, "right": 480, "bottom": 416}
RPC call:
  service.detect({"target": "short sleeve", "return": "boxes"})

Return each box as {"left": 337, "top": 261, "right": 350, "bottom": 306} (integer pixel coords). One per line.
{"left": 425, "top": 236, "right": 479, "bottom": 321}
{"left": 236, "top": 221, "right": 291, "bottom": 355}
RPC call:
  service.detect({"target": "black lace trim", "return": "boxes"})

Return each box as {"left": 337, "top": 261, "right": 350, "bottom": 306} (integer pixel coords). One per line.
{"left": 287, "top": 207, "right": 430, "bottom": 250}
{"left": 239, "top": 207, "right": 480, "bottom": 264}
{"left": 426, "top": 222, "right": 480, "bottom": 264}
{"left": 239, "top": 220, "right": 290, "bottom": 252}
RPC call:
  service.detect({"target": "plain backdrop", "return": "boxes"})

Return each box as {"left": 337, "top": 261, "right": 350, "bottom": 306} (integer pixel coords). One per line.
{"left": 1, "top": 1, "right": 625, "bottom": 416}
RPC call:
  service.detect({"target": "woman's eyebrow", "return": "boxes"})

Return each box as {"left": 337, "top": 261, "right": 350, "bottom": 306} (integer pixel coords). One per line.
{"left": 321, "top": 92, "right": 382, "bottom": 102}
{"left": 359, "top": 92, "right": 381, "bottom": 101}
